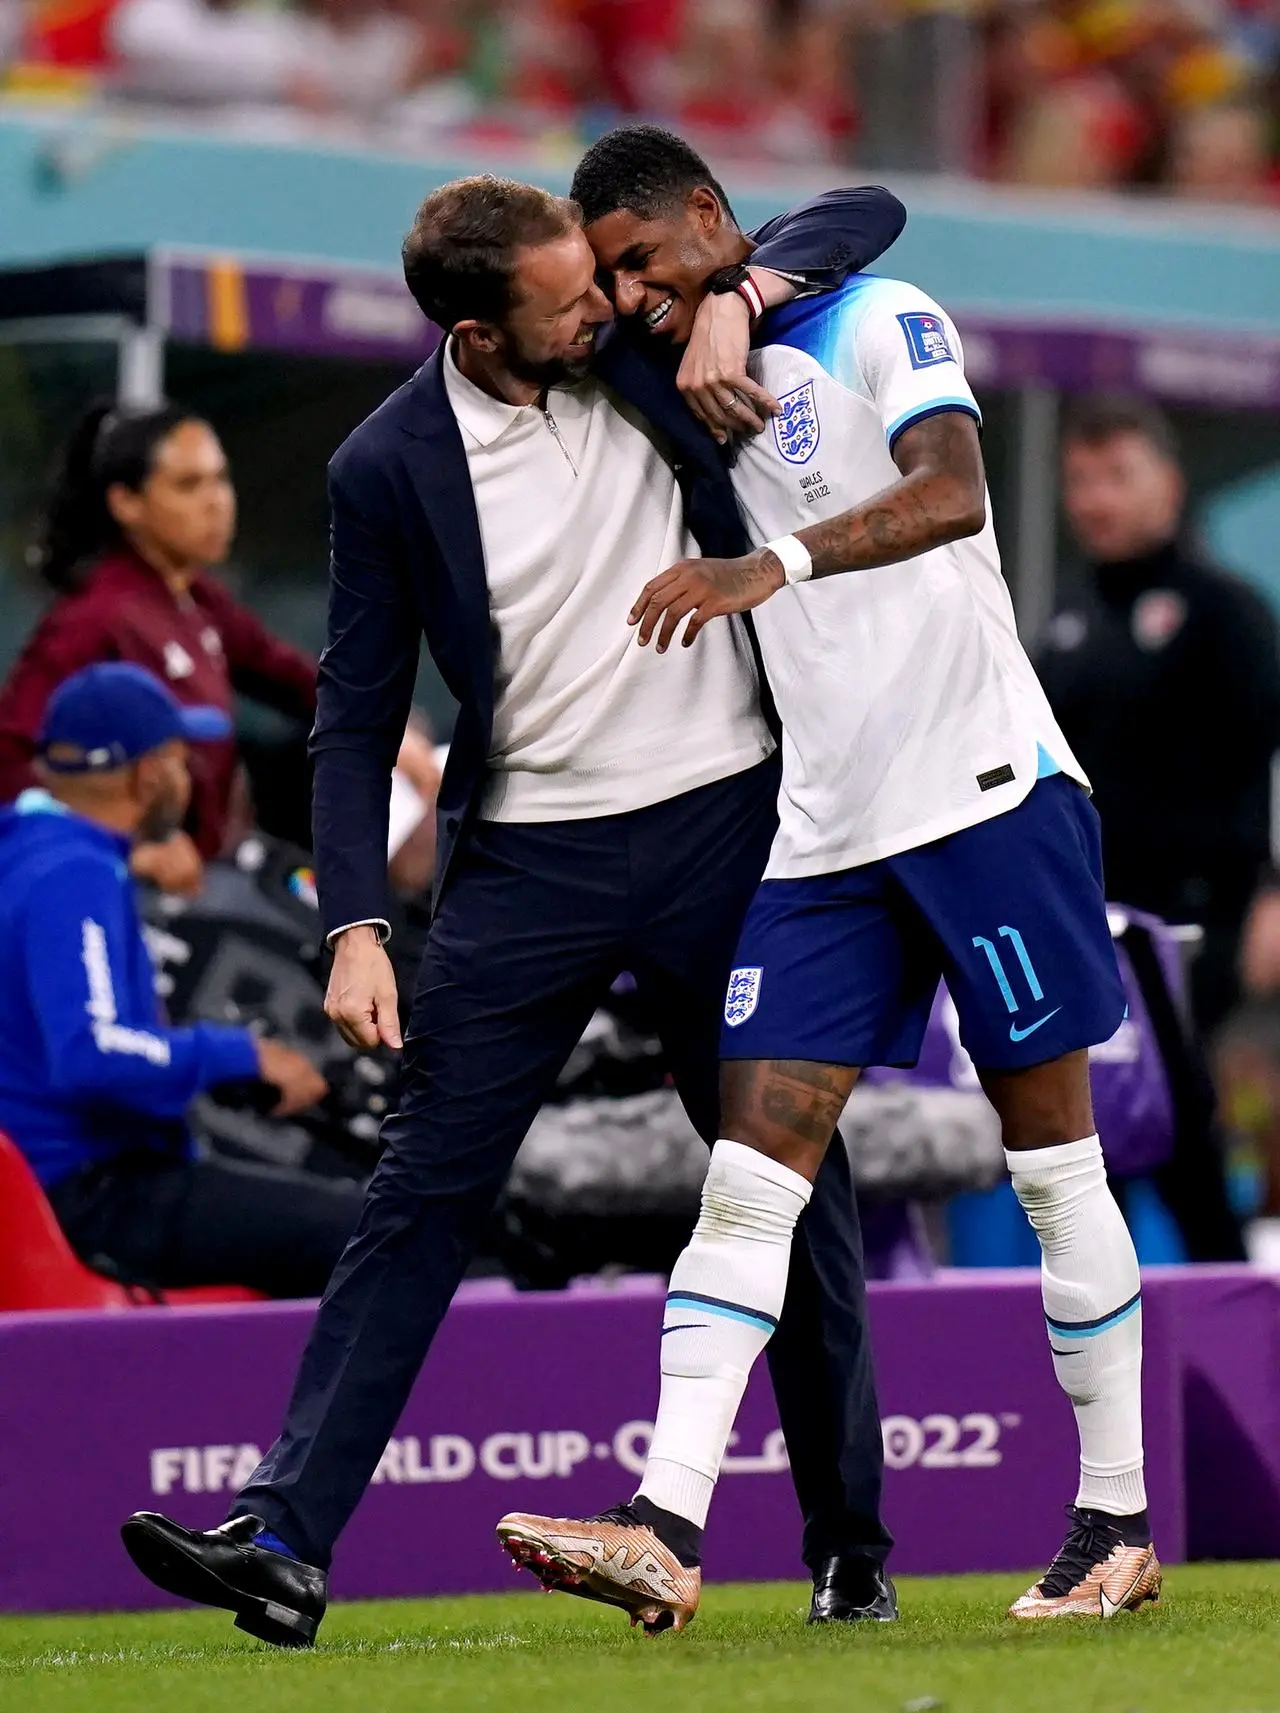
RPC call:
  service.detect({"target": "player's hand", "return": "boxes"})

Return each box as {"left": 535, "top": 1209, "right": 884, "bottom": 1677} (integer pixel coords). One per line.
{"left": 630, "top": 550, "right": 786, "bottom": 652}
{"left": 255, "top": 1038, "right": 329, "bottom": 1118}
{"left": 130, "top": 832, "right": 204, "bottom": 898}
{"left": 324, "top": 924, "right": 403, "bottom": 1051}
{"left": 680, "top": 293, "right": 780, "bottom": 445}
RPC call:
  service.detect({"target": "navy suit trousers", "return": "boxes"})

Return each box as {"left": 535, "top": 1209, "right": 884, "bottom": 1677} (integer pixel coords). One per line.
{"left": 236, "top": 758, "right": 890, "bottom": 1572}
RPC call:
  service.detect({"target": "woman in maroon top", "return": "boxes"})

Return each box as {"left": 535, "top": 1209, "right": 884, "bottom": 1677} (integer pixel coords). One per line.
{"left": 0, "top": 403, "right": 319, "bottom": 890}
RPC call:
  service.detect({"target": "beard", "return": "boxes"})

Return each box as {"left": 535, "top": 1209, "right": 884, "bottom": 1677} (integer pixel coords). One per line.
{"left": 501, "top": 332, "right": 597, "bottom": 390}
{"left": 138, "top": 786, "right": 187, "bottom": 845}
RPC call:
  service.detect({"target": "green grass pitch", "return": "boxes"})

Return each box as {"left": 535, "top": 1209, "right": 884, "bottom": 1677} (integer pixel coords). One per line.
{"left": 2, "top": 1565, "right": 1277, "bottom": 1713}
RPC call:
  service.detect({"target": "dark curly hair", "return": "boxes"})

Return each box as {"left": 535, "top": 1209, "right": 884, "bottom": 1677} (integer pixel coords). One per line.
{"left": 570, "top": 124, "right": 737, "bottom": 228}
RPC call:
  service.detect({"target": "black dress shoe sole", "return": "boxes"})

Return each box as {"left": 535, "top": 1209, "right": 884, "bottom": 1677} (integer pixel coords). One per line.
{"left": 120, "top": 1517, "right": 318, "bottom": 1648}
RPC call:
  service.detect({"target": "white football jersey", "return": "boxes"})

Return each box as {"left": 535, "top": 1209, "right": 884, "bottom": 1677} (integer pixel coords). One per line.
{"left": 730, "top": 274, "right": 1086, "bottom": 879}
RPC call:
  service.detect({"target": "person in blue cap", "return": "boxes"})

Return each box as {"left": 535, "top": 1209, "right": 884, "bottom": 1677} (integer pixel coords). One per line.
{"left": 0, "top": 661, "right": 363, "bottom": 1297}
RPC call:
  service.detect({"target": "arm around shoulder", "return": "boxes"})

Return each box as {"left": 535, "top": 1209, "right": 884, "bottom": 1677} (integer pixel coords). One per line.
{"left": 749, "top": 186, "right": 907, "bottom": 284}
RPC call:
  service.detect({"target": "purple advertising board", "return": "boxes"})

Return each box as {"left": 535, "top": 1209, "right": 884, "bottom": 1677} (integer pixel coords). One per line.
{"left": 153, "top": 251, "right": 1280, "bottom": 411}
{"left": 0, "top": 1268, "right": 1236, "bottom": 1614}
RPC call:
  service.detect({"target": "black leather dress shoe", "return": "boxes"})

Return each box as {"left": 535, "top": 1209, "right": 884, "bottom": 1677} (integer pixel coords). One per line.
{"left": 808, "top": 1555, "right": 900, "bottom": 1624}
{"left": 121, "top": 1512, "right": 327, "bottom": 1647}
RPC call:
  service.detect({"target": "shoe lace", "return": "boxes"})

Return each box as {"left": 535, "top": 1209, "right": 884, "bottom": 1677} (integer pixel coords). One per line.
{"left": 588, "top": 1503, "right": 642, "bottom": 1528}
{"left": 1038, "top": 1506, "right": 1124, "bottom": 1599}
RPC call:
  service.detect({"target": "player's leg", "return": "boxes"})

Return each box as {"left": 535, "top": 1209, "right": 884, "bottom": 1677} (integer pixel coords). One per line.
{"left": 121, "top": 818, "right": 624, "bottom": 1644}
{"left": 498, "top": 1055, "right": 855, "bottom": 1634}
{"left": 906, "top": 774, "right": 1159, "bottom": 1618}
{"left": 629, "top": 760, "right": 894, "bottom": 1610}
{"left": 499, "top": 864, "right": 926, "bottom": 1630}
{"left": 981, "top": 1050, "right": 1158, "bottom": 1616}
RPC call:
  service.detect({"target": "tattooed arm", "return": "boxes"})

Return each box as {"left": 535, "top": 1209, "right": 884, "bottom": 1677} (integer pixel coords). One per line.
{"left": 629, "top": 411, "right": 986, "bottom": 652}
{"left": 797, "top": 410, "right": 986, "bottom": 577}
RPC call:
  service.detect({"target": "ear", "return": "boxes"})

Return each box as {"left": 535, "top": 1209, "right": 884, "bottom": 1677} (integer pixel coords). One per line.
{"left": 105, "top": 481, "right": 143, "bottom": 532}
{"left": 129, "top": 754, "right": 157, "bottom": 802}
{"left": 689, "top": 186, "right": 725, "bottom": 238}
{"left": 453, "top": 318, "right": 501, "bottom": 355}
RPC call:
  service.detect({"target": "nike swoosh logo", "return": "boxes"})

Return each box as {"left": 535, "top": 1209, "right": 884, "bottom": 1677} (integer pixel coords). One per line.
{"left": 1009, "top": 1007, "right": 1062, "bottom": 1043}
{"left": 1100, "top": 1551, "right": 1153, "bottom": 1619}
{"left": 662, "top": 1323, "right": 709, "bottom": 1336}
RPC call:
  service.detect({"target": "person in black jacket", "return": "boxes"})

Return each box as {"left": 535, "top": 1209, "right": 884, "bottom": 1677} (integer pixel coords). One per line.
{"left": 1038, "top": 393, "right": 1280, "bottom": 1038}
{"left": 1036, "top": 394, "right": 1278, "bottom": 1263}
{"left": 121, "top": 173, "right": 907, "bottom": 1645}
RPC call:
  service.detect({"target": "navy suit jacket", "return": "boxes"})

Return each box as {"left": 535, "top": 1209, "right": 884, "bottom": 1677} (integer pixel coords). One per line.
{"left": 311, "top": 187, "right": 907, "bottom": 937}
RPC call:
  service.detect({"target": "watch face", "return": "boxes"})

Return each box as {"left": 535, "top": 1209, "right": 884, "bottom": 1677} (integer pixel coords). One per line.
{"left": 710, "top": 264, "right": 751, "bottom": 294}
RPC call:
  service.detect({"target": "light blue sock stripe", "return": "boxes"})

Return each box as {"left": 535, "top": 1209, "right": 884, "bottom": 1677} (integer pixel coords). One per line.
{"left": 1045, "top": 1297, "right": 1141, "bottom": 1340}
{"left": 666, "top": 1294, "right": 776, "bottom": 1334}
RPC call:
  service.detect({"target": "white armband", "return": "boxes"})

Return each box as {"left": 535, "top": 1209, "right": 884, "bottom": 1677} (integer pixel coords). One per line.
{"left": 764, "top": 534, "right": 813, "bottom": 585}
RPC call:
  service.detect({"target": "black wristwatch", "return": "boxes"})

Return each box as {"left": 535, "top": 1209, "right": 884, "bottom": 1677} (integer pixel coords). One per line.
{"left": 706, "top": 262, "right": 765, "bottom": 320}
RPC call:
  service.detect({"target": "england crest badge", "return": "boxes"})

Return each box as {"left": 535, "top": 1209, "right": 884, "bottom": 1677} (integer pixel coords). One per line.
{"left": 772, "top": 381, "right": 820, "bottom": 465}
{"left": 725, "top": 966, "right": 764, "bottom": 1028}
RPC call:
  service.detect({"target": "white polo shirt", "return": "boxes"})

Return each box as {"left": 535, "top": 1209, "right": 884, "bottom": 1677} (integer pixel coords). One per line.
{"left": 729, "top": 275, "right": 1086, "bottom": 879}
{"left": 443, "top": 342, "right": 773, "bottom": 822}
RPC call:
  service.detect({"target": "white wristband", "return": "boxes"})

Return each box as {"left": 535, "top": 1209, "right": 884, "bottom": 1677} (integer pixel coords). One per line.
{"left": 764, "top": 534, "right": 813, "bottom": 585}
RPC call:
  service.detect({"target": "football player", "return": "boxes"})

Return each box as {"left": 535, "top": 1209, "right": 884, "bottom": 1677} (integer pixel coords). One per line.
{"left": 497, "top": 126, "right": 1160, "bottom": 1632}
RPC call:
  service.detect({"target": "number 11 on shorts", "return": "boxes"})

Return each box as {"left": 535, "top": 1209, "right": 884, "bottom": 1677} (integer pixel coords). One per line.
{"left": 972, "top": 926, "right": 1044, "bottom": 1015}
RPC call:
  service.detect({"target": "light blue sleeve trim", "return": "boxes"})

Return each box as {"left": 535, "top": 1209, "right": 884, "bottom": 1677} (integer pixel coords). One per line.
{"left": 884, "top": 396, "right": 982, "bottom": 448}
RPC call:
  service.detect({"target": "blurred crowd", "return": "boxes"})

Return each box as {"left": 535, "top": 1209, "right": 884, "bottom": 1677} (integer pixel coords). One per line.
{"left": 0, "top": 0, "right": 1277, "bottom": 200}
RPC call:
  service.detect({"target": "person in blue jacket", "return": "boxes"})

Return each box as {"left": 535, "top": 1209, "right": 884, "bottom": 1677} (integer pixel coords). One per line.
{"left": 0, "top": 661, "right": 361, "bottom": 1296}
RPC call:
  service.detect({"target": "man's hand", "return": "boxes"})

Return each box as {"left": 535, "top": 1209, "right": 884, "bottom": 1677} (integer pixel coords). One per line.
{"left": 630, "top": 550, "right": 786, "bottom": 652}
{"left": 255, "top": 1038, "right": 329, "bottom": 1118}
{"left": 679, "top": 293, "right": 780, "bottom": 445}
{"left": 130, "top": 832, "right": 204, "bottom": 898}
{"left": 324, "top": 924, "right": 403, "bottom": 1051}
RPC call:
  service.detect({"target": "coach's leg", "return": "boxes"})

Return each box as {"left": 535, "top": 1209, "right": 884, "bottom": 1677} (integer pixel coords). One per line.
{"left": 765, "top": 1140, "right": 891, "bottom": 1571}
{"left": 230, "top": 830, "right": 621, "bottom": 1567}
{"left": 980, "top": 1052, "right": 1147, "bottom": 1523}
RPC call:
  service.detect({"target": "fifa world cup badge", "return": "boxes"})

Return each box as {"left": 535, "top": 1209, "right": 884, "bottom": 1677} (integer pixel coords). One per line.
{"left": 898, "top": 311, "right": 955, "bottom": 370}
{"left": 725, "top": 966, "right": 764, "bottom": 1027}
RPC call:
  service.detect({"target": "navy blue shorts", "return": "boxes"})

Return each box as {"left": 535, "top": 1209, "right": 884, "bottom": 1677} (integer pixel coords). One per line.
{"left": 721, "top": 775, "right": 1126, "bottom": 1072}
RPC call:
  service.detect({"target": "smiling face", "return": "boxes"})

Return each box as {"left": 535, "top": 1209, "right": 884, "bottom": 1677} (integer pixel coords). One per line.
{"left": 456, "top": 227, "right": 614, "bottom": 391}
{"left": 585, "top": 186, "right": 730, "bottom": 346}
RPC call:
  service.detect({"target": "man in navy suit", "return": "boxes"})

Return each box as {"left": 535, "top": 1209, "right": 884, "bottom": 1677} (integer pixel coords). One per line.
{"left": 122, "top": 168, "right": 906, "bottom": 1645}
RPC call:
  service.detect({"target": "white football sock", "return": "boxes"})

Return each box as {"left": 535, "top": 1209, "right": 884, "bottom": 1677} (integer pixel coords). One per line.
{"left": 637, "top": 1139, "right": 812, "bottom": 1528}
{"left": 1007, "top": 1135, "right": 1147, "bottom": 1517}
